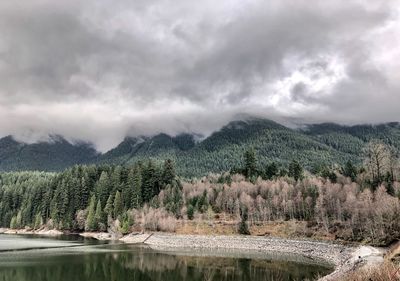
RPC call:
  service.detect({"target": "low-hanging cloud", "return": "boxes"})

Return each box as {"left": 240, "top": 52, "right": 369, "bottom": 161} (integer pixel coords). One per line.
{"left": 0, "top": 0, "right": 399, "bottom": 152}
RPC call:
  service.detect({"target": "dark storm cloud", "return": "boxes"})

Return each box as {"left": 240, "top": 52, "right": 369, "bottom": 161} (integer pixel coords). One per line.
{"left": 0, "top": 0, "right": 399, "bottom": 151}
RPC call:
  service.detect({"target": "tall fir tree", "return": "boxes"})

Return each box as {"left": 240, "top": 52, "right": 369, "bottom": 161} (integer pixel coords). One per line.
{"left": 104, "top": 194, "right": 114, "bottom": 219}
{"left": 162, "top": 159, "right": 176, "bottom": 186}
{"left": 113, "top": 191, "right": 123, "bottom": 219}
{"left": 95, "top": 171, "right": 111, "bottom": 208}
{"left": 94, "top": 199, "right": 104, "bottom": 230}
{"left": 85, "top": 195, "right": 97, "bottom": 231}
{"left": 142, "top": 161, "right": 157, "bottom": 202}
{"left": 288, "top": 160, "right": 303, "bottom": 181}
{"left": 129, "top": 165, "right": 142, "bottom": 209}
{"left": 244, "top": 148, "right": 257, "bottom": 178}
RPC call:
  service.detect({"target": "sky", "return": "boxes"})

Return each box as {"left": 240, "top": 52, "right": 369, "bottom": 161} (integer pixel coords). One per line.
{"left": 0, "top": 0, "right": 399, "bottom": 152}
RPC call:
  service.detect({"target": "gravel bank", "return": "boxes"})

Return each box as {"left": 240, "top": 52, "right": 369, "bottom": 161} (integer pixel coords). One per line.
{"left": 0, "top": 228, "right": 63, "bottom": 236}
{"left": 1, "top": 229, "right": 384, "bottom": 280}
{"left": 132, "top": 233, "right": 384, "bottom": 281}
{"left": 144, "top": 233, "right": 350, "bottom": 265}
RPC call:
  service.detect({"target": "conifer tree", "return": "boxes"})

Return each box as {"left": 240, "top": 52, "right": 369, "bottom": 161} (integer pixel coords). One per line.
{"left": 113, "top": 191, "right": 123, "bottom": 219}
{"left": 95, "top": 200, "right": 104, "bottom": 229}
{"left": 104, "top": 194, "right": 114, "bottom": 219}
{"left": 142, "top": 161, "right": 156, "bottom": 202}
{"left": 244, "top": 148, "right": 257, "bottom": 178}
{"left": 130, "top": 166, "right": 142, "bottom": 209}
{"left": 342, "top": 161, "right": 358, "bottom": 182}
{"left": 85, "top": 195, "right": 97, "bottom": 231}
{"left": 288, "top": 160, "right": 303, "bottom": 181}
{"left": 96, "top": 171, "right": 110, "bottom": 208}
{"left": 162, "top": 159, "right": 176, "bottom": 186}
{"left": 265, "top": 162, "right": 278, "bottom": 179}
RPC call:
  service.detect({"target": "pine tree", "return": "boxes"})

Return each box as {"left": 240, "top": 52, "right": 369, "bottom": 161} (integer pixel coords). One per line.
{"left": 130, "top": 166, "right": 142, "bottom": 209}
{"left": 16, "top": 210, "right": 22, "bottom": 229}
{"left": 244, "top": 148, "right": 257, "bottom": 178}
{"left": 80, "top": 176, "right": 90, "bottom": 210}
{"left": 342, "top": 161, "right": 358, "bottom": 182}
{"left": 265, "top": 162, "right": 278, "bottom": 179}
{"left": 113, "top": 191, "right": 123, "bottom": 219}
{"left": 162, "top": 159, "right": 176, "bottom": 186}
{"left": 288, "top": 160, "right": 303, "bottom": 181}
{"left": 95, "top": 171, "right": 111, "bottom": 208}
{"left": 95, "top": 200, "right": 104, "bottom": 229}
{"left": 34, "top": 213, "right": 43, "bottom": 230}
{"left": 104, "top": 194, "right": 114, "bottom": 219}
{"left": 10, "top": 216, "right": 17, "bottom": 229}
{"left": 85, "top": 195, "right": 97, "bottom": 231}
{"left": 142, "top": 161, "right": 156, "bottom": 202}
{"left": 187, "top": 204, "right": 194, "bottom": 220}
{"left": 111, "top": 166, "right": 122, "bottom": 194}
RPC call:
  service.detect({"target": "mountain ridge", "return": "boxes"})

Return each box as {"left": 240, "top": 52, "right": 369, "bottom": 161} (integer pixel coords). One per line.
{"left": 1, "top": 117, "right": 400, "bottom": 175}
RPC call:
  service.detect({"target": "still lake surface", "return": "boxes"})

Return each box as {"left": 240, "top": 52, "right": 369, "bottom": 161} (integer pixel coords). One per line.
{"left": 0, "top": 234, "right": 332, "bottom": 281}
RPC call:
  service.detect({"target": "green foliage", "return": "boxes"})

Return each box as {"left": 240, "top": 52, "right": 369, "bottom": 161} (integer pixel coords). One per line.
{"left": 162, "top": 159, "right": 176, "bottom": 186}
{"left": 342, "top": 161, "right": 358, "bottom": 181}
{"left": 141, "top": 161, "right": 162, "bottom": 203}
{"left": 113, "top": 191, "right": 123, "bottom": 220}
{"left": 104, "top": 194, "right": 114, "bottom": 218}
{"left": 164, "top": 185, "right": 183, "bottom": 218}
{"left": 95, "top": 200, "right": 105, "bottom": 231}
{"left": 129, "top": 166, "right": 142, "bottom": 209}
{"left": 2, "top": 119, "right": 400, "bottom": 179}
{"left": 264, "top": 162, "right": 279, "bottom": 180}
{"left": 288, "top": 160, "right": 303, "bottom": 181}
{"left": 244, "top": 147, "right": 257, "bottom": 178}
{"left": 187, "top": 204, "right": 194, "bottom": 220}
{"left": 0, "top": 136, "right": 98, "bottom": 172}
{"left": 34, "top": 213, "right": 43, "bottom": 230}
{"left": 85, "top": 195, "right": 97, "bottom": 231}
{"left": 120, "top": 212, "right": 133, "bottom": 235}
{"left": 10, "top": 216, "right": 17, "bottom": 229}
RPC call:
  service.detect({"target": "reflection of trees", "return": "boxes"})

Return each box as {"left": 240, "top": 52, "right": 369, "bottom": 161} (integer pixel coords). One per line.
{"left": 0, "top": 246, "right": 331, "bottom": 281}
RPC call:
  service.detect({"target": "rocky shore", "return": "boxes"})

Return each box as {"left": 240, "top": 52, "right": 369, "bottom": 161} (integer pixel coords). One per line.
{"left": 1, "top": 229, "right": 385, "bottom": 281}
{"left": 0, "top": 228, "right": 63, "bottom": 236}
{"left": 120, "top": 233, "right": 385, "bottom": 281}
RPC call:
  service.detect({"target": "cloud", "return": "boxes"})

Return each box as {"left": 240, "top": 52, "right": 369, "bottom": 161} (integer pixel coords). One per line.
{"left": 0, "top": 0, "right": 399, "bottom": 151}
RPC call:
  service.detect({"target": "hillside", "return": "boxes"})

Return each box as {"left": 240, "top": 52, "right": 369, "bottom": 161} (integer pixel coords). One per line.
{"left": 1, "top": 118, "right": 400, "bottom": 175}
{"left": 99, "top": 118, "right": 400, "bottom": 177}
{"left": 0, "top": 135, "right": 99, "bottom": 172}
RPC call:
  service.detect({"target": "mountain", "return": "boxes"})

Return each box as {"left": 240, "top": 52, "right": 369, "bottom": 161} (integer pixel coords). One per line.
{"left": 0, "top": 135, "right": 99, "bottom": 172}
{"left": 1, "top": 117, "right": 400, "bottom": 176}
{"left": 98, "top": 118, "right": 400, "bottom": 176}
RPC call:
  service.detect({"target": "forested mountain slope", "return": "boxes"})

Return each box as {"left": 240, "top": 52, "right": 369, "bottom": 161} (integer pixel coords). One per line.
{"left": 1, "top": 117, "right": 399, "bottom": 176}
{"left": 0, "top": 135, "right": 99, "bottom": 172}
{"left": 99, "top": 118, "right": 400, "bottom": 177}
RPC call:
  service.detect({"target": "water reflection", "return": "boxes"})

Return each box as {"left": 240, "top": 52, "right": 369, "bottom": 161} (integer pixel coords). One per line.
{"left": 0, "top": 237, "right": 331, "bottom": 281}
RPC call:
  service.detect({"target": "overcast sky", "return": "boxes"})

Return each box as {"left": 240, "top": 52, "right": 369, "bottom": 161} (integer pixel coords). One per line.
{"left": 0, "top": 0, "right": 399, "bottom": 151}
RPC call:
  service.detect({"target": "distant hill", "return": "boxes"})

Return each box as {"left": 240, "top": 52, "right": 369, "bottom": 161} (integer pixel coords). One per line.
{"left": 0, "top": 135, "right": 99, "bottom": 172}
{"left": 98, "top": 118, "right": 400, "bottom": 176}
{"left": 1, "top": 117, "right": 399, "bottom": 176}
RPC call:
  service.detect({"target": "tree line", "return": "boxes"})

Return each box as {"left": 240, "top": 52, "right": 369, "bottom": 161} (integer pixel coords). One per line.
{"left": 0, "top": 140, "right": 399, "bottom": 245}
{"left": 1, "top": 159, "right": 177, "bottom": 233}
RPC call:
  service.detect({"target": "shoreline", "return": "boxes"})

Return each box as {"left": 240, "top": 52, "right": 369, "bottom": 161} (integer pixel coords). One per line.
{"left": 0, "top": 228, "right": 385, "bottom": 281}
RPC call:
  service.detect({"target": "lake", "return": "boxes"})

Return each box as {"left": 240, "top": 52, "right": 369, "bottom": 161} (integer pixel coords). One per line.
{"left": 0, "top": 234, "right": 332, "bottom": 281}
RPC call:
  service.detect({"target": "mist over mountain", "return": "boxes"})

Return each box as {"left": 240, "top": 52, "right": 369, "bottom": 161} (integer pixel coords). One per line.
{"left": 1, "top": 117, "right": 399, "bottom": 175}
{"left": 0, "top": 135, "right": 98, "bottom": 172}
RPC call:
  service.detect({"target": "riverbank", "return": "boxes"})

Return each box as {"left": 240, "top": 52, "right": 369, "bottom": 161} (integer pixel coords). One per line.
{"left": 0, "top": 228, "right": 63, "bottom": 236}
{"left": 78, "top": 231, "right": 385, "bottom": 281}
{"left": 0, "top": 228, "right": 385, "bottom": 281}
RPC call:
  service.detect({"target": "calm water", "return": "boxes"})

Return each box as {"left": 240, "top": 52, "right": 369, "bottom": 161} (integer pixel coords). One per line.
{"left": 0, "top": 234, "right": 332, "bottom": 281}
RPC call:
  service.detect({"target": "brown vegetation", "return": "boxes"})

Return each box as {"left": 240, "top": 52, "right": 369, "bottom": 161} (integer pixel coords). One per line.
{"left": 339, "top": 262, "right": 400, "bottom": 281}
{"left": 128, "top": 173, "right": 400, "bottom": 246}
